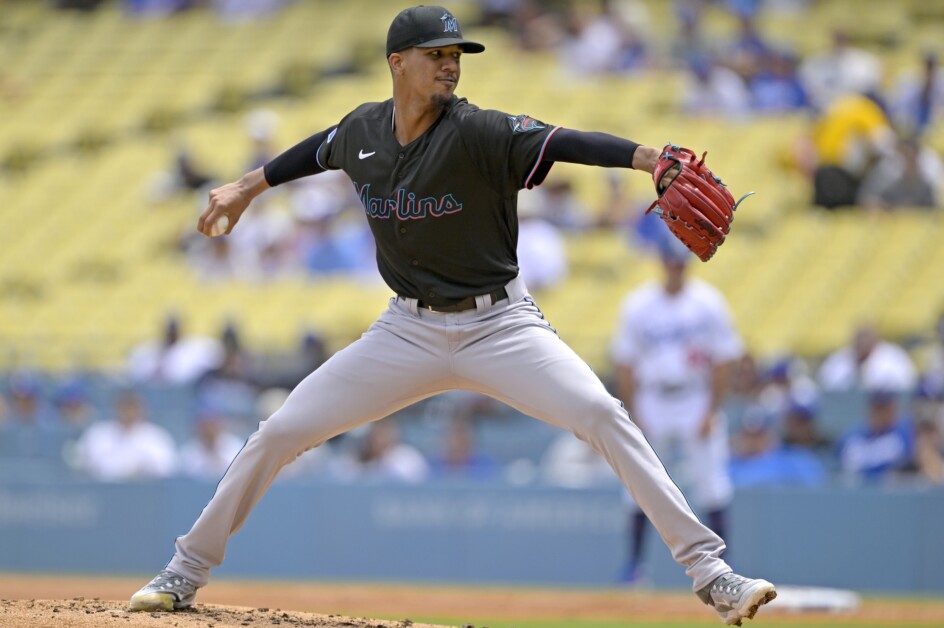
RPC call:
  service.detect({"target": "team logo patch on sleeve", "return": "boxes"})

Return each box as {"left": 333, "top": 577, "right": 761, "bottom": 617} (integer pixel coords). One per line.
{"left": 507, "top": 114, "right": 546, "bottom": 134}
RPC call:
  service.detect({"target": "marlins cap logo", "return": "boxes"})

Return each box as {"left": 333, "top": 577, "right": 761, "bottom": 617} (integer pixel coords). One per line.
{"left": 440, "top": 11, "right": 459, "bottom": 33}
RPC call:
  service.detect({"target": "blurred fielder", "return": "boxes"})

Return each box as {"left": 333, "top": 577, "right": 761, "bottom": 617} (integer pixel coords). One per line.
{"left": 612, "top": 236, "right": 741, "bottom": 585}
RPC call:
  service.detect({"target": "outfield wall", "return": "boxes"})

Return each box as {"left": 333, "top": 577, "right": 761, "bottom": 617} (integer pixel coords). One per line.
{"left": 0, "top": 479, "right": 941, "bottom": 594}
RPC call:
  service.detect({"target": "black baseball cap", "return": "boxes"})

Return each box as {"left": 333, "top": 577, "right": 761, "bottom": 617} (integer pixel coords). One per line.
{"left": 386, "top": 5, "right": 485, "bottom": 57}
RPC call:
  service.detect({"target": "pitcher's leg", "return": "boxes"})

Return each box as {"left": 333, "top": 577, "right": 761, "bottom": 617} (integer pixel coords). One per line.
{"left": 455, "top": 308, "right": 730, "bottom": 591}
{"left": 168, "top": 312, "right": 452, "bottom": 586}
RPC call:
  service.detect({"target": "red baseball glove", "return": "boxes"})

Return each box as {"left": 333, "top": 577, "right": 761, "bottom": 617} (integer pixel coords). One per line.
{"left": 646, "top": 143, "right": 753, "bottom": 262}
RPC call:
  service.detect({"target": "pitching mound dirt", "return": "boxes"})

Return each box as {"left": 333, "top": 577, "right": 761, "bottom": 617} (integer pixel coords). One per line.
{"left": 0, "top": 599, "right": 451, "bottom": 628}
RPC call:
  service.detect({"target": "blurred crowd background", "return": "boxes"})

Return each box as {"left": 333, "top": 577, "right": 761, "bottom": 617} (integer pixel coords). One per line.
{"left": 1, "top": 0, "right": 943, "bottom": 497}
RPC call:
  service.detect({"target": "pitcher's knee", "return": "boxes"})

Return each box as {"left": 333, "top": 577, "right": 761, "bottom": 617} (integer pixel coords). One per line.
{"left": 255, "top": 410, "right": 330, "bottom": 457}
{"left": 573, "top": 396, "right": 626, "bottom": 444}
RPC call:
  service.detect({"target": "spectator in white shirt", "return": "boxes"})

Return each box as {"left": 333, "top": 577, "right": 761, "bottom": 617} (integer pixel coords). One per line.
{"left": 178, "top": 410, "right": 245, "bottom": 481}
{"left": 126, "top": 314, "right": 223, "bottom": 385}
{"left": 347, "top": 420, "right": 429, "bottom": 484}
{"left": 74, "top": 391, "right": 177, "bottom": 481}
{"left": 818, "top": 324, "right": 917, "bottom": 392}
{"left": 516, "top": 189, "right": 568, "bottom": 293}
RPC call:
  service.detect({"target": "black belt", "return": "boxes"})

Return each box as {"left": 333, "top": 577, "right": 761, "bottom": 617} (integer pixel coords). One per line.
{"left": 413, "top": 286, "right": 508, "bottom": 312}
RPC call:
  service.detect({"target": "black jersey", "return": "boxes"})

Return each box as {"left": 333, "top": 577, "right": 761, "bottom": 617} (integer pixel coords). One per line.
{"left": 317, "top": 96, "right": 557, "bottom": 305}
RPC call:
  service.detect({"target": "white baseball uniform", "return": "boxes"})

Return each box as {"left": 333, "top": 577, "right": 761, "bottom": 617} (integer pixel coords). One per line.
{"left": 611, "top": 277, "right": 743, "bottom": 510}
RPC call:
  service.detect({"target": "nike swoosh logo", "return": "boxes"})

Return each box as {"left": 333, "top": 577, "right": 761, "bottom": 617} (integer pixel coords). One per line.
{"left": 358, "top": 150, "right": 376, "bottom": 160}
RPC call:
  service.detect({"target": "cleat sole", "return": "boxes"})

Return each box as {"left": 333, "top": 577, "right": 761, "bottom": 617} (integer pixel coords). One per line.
{"left": 130, "top": 593, "right": 175, "bottom": 612}
{"left": 745, "top": 588, "right": 778, "bottom": 620}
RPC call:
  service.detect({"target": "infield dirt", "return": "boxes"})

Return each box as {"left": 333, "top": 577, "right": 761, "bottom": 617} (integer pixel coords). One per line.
{"left": 0, "top": 599, "right": 447, "bottom": 628}
{"left": 3, "top": 573, "right": 944, "bottom": 627}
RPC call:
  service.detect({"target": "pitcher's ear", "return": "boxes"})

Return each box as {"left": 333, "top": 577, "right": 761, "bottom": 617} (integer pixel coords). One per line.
{"left": 389, "top": 52, "right": 405, "bottom": 74}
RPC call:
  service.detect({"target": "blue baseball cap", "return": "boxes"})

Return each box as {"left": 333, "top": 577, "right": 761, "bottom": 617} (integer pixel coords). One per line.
{"left": 786, "top": 398, "right": 816, "bottom": 420}
{"left": 915, "top": 375, "right": 944, "bottom": 401}
{"left": 658, "top": 235, "right": 692, "bottom": 264}
{"left": 868, "top": 388, "right": 898, "bottom": 405}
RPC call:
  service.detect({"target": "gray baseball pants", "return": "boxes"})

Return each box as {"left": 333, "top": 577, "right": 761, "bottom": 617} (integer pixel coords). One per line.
{"left": 167, "top": 276, "right": 731, "bottom": 591}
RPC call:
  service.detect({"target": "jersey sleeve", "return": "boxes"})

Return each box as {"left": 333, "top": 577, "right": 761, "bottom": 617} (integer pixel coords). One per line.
{"left": 316, "top": 105, "right": 371, "bottom": 171}
{"left": 314, "top": 125, "right": 344, "bottom": 171}
{"left": 455, "top": 108, "right": 559, "bottom": 195}
{"left": 263, "top": 126, "right": 337, "bottom": 186}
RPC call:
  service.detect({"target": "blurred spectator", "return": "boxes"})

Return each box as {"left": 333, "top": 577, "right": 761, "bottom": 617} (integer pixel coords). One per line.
{"left": 891, "top": 50, "right": 944, "bottom": 137}
{"left": 53, "top": 378, "right": 97, "bottom": 429}
{"left": 196, "top": 323, "right": 260, "bottom": 426}
{"left": 430, "top": 417, "right": 500, "bottom": 480}
{"left": 729, "top": 352, "right": 764, "bottom": 400}
{"left": 806, "top": 92, "right": 896, "bottom": 209}
{"left": 680, "top": 53, "right": 752, "bottom": 119}
{"left": 558, "top": 0, "right": 649, "bottom": 76}
{"left": 670, "top": 0, "right": 712, "bottom": 67}
{"left": 344, "top": 420, "right": 430, "bottom": 484}
{"left": 529, "top": 178, "right": 590, "bottom": 230}
{"left": 146, "top": 146, "right": 217, "bottom": 203}
{"left": 4, "top": 371, "right": 55, "bottom": 427}
{"left": 73, "top": 391, "right": 177, "bottom": 481}
{"left": 124, "top": 0, "right": 195, "bottom": 17}
{"left": 421, "top": 389, "right": 515, "bottom": 425}
{"left": 750, "top": 48, "right": 809, "bottom": 114}
{"left": 540, "top": 432, "right": 614, "bottom": 488}
{"left": 186, "top": 234, "right": 244, "bottom": 282}
{"left": 217, "top": 197, "right": 297, "bottom": 281}
{"left": 592, "top": 172, "right": 670, "bottom": 259}
{"left": 212, "top": 0, "right": 288, "bottom": 21}
{"left": 817, "top": 323, "right": 917, "bottom": 392}
{"left": 593, "top": 171, "right": 635, "bottom": 229}
{"left": 780, "top": 395, "right": 832, "bottom": 459}
{"left": 0, "top": 372, "right": 60, "bottom": 461}
{"left": 912, "top": 377, "right": 944, "bottom": 484}
{"left": 127, "top": 313, "right": 224, "bottom": 385}
{"left": 857, "top": 135, "right": 941, "bottom": 210}
{"left": 175, "top": 149, "right": 216, "bottom": 191}
{"left": 755, "top": 355, "right": 818, "bottom": 420}
{"left": 497, "top": 1, "right": 568, "bottom": 53}
{"left": 837, "top": 388, "right": 915, "bottom": 483}
{"left": 916, "top": 418, "right": 944, "bottom": 485}
{"left": 298, "top": 211, "right": 361, "bottom": 275}
{"left": 722, "top": 10, "right": 773, "bottom": 85}
{"left": 515, "top": 189, "right": 568, "bottom": 293}
{"left": 799, "top": 29, "right": 882, "bottom": 111}
{"left": 729, "top": 408, "right": 827, "bottom": 488}
{"left": 55, "top": 0, "right": 105, "bottom": 10}
{"left": 244, "top": 109, "right": 280, "bottom": 173}
{"left": 474, "top": 0, "right": 528, "bottom": 29}
{"left": 289, "top": 174, "right": 373, "bottom": 277}
{"left": 178, "top": 410, "right": 246, "bottom": 481}
{"left": 255, "top": 329, "right": 330, "bottom": 390}
{"left": 917, "top": 311, "right": 944, "bottom": 387}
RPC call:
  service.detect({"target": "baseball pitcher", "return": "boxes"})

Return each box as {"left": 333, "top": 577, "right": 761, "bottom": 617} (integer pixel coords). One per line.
{"left": 130, "top": 6, "right": 774, "bottom": 626}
